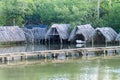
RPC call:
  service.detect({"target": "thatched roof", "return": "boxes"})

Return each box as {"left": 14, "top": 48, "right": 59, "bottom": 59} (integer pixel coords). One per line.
{"left": 116, "top": 33, "right": 120, "bottom": 41}
{"left": 93, "top": 27, "right": 118, "bottom": 42}
{"left": 45, "top": 24, "right": 70, "bottom": 40}
{"left": 0, "top": 26, "right": 26, "bottom": 43}
{"left": 22, "top": 27, "right": 47, "bottom": 43}
{"left": 68, "top": 24, "right": 95, "bottom": 42}
{"left": 22, "top": 28, "right": 34, "bottom": 43}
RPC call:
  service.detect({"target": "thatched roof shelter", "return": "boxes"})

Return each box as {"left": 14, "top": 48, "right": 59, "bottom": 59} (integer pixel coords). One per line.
{"left": 22, "top": 27, "right": 47, "bottom": 43}
{"left": 45, "top": 24, "right": 70, "bottom": 42}
{"left": 22, "top": 28, "right": 34, "bottom": 43}
{"left": 93, "top": 27, "right": 118, "bottom": 43}
{"left": 116, "top": 33, "right": 120, "bottom": 41}
{"left": 68, "top": 24, "right": 95, "bottom": 43}
{"left": 0, "top": 26, "right": 26, "bottom": 43}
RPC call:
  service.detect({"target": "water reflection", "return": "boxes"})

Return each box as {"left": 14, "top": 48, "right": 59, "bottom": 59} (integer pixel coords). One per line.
{"left": 0, "top": 43, "right": 119, "bottom": 54}
{"left": 0, "top": 56, "right": 120, "bottom": 80}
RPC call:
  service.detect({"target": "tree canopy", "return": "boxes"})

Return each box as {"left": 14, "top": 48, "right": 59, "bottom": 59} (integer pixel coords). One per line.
{"left": 0, "top": 0, "right": 119, "bottom": 32}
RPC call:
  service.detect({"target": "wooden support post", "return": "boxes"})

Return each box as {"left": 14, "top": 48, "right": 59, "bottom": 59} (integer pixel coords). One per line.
{"left": 54, "top": 53, "right": 56, "bottom": 58}
{"left": 21, "top": 56, "right": 23, "bottom": 61}
{"left": 81, "top": 51, "right": 84, "bottom": 55}
{"left": 0, "top": 58, "right": 2, "bottom": 62}
{"left": 12, "top": 56, "right": 14, "bottom": 61}
{"left": 60, "top": 39, "right": 63, "bottom": 44}
{"left": 52, "top": 52, "right": 57, "bottom": 59}
{"left": 7, "top": 57, "right": 10, "bottom": 61}
{"left": 114, "top": 49, "right": 117, "bottom": 54}
{"left": 25, "top": 54, "right": 27, "bottom": 60}
{"left": 86, "top": 53, "right": 88, "bottom": 56}
{"left": 45, "top": 54, "right": 47, "bottom": 59}
{"left": 49, "top": 37, "right": 50, "bottom": 45}
{"left": 7, "top": 58, "right": 10, "bottom": 65}
{"left": 66, "top": 51, "right": 69, "bottom": 57}
{"left": 37, "top": 54, "right": 39, "bottom": 59}
{"left": 92, "top": 35, "right": 94, "bottom": 47}
{"left": 4, "top": 57, "right": 7, "bottom": 62}
{"left": 103, "top": 50, "right": 105, "bottom": 54}
{"left": 103, "top": 50, "right": 107, "bottom": 56}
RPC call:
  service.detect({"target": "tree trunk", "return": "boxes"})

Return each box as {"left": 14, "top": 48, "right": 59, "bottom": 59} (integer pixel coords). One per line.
{"left": 97, "top": 0, "right": 101, "bottom": 18}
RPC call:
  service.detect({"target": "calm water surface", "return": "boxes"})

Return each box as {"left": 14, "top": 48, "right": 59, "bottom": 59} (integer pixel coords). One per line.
{"left": 0, "top": 43, "right": 119, "bottom": 53}
{"left": 0, "top": 56, "right": 120, "bottom": 80}
{"left": 0, "top": 43, "right": 120, "bottom": 80}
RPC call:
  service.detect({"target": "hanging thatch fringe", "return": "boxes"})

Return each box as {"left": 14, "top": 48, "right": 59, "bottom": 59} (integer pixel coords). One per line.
{"left": 32, "top": 27, "right": 47, "bottom": 40}
{"left": 22, "top": 27, "right": 47, "bottom": 43}
{"left": 22, "top": 28, "right": 34, "bottom": 43}
{"left": 0, "top": 26, "right": 26, "bottom": 43}
{"left": 93, "top": 27, "right": 118, "bottom": 42}
{"left": 68, "top": 24, "right": 95, "bottom": 42}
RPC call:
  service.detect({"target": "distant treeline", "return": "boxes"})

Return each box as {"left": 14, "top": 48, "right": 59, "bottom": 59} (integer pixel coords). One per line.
{"left": 0, "top": 0, "right": 120, "bottom": 32}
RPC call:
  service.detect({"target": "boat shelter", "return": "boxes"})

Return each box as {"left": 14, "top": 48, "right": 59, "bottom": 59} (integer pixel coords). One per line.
{"left": 45, "top": 24, "right": 70, "bottom": 43}
{"left": 68, "top": 24, "right": 95, "bottom": 43}
{"left": 22, "top": 24, "right": 47, "bottom": 43}
{"left": 93, "top": 27, "right": 118, "bottom": 43}
{"left": 0, "top": 26, "right": 26, "bottom": 43}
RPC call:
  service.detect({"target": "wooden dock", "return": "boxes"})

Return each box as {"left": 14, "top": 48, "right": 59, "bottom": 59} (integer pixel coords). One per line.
{"left": 0, "top": 46, "right": 120, "bottom": 62}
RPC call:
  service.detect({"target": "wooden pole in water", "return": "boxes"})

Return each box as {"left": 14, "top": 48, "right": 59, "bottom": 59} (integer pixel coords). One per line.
{"left": 45, "top": 54, "right": 47, "bottom": 59}
{"left": 37, "top": 54, "right": 40, "bottom": 59}
{"left": 60, "top": 38, "right": 63, "bottom": 44}
{"left": 119, "top": 41, "right": 120, "bottom": 46}
{"left": 66, "top": 51, "right": 69, "bottom": 57}
{"left": 53, "top": 52, "right": 55, "bottom": 58}
{"left": 25, "top": 54, "right": 27, "bottom": 60}
{"left": 12, "top": 56, "right": 14, "bottom": 61}
{"left": 49, "top": 36, "right": 50, "bottom": 46}
{"left": 4, "top": 57, "right": 7, "bottom": 62}
{"left": 105, "top": 39, "right": 107, "bottom": 47}
{"left": 21, "top": 56, "right": 23, "bottom": 61}
{"left": 92, "top": 35, "right": 94, "bottom": 47}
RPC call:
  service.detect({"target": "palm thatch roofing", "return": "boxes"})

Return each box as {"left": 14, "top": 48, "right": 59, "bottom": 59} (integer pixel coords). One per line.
{"left": 0, "top": 26, "right": 26, "bottom": 43}
{"left": 68, "top": 24, "right": 95, "bottom": 42}
{"left": 22, "top": 28, "right": 34, "bottom": 43}
{"left": 45, "top": 24, "right": 70, "bottom": 40}
{"left": 22, "top": 27, "right": 47, "bottom": 43}
{"left": 116, "top": 33, "right": 120, "bottom": 41}
{"left": 93, "top": 27, "right": 118, "bottom": 42}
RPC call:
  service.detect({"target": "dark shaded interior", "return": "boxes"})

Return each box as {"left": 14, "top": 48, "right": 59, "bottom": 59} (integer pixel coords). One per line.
{"left": 50, "top": 28, "right": 58, "bottom": 34}
{"left": 75, "top": 34, "right": 85, "bottom": 41}
{"left": 48, "top": 28, "right": 61, "bottom": 43}
{"left": 94, "top": 31, "right": 106, "bottom": 43}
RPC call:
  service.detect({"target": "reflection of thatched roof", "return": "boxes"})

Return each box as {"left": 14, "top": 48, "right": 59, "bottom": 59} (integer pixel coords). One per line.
{"left": 68, "top": 24, "right": 95, "bottom": 42}
{"left": 116, "top": 33, "right": 120, "bottom": 41}
{"left": 0, "top": 26, "right": 26, "bottom": 42}
{"left": 45, "top": 24, "right": 70, "bottom": 40}
{"left": 93, "top": 27, "right": 117, "bottom": 42}
{"left": 22, "top": 27, "right": 47, "bottom": 43}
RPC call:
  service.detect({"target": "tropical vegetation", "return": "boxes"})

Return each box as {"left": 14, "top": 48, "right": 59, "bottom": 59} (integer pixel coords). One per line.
{"left": 0, "top": 0, "right": 119, "bottom": 32}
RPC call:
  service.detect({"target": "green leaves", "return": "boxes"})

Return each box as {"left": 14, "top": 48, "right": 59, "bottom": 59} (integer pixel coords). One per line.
{"left": 0, "top": 0, "right": 119, "bottom": 32}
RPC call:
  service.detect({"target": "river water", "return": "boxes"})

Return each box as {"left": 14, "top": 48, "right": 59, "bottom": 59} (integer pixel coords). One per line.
{"left": 0, "top": 56, "right": 120, "bottom": 80}
{"left": 0, "top": 43, "right": 120, "bottom": 80}
{"left": 0, "top": 43, "right": 119, "bottom": 53}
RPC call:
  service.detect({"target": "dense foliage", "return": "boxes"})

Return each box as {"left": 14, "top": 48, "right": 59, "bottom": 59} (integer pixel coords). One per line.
{"left": 0, "top": 0, "right": 119, "bottom": 32}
